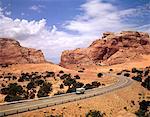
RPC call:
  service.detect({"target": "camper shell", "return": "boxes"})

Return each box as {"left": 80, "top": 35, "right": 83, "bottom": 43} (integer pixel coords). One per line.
{"left": 76, "top": 88, "right": 85, "bottom": 94}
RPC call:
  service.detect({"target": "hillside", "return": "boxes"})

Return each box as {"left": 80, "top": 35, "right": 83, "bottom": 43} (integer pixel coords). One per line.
{"left": 60, "top": 31, "right": 150, "bottom": 68}
{"left": 0, "top": 38, "right": 46, "bottom": 64}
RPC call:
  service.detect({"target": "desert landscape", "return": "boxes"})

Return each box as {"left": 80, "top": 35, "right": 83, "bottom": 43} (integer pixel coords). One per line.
{"left": 0, "top": 31, "right": 150, "bottom": 117}
{"left": 0, "top": 0, "right": 150, "bottom": 117}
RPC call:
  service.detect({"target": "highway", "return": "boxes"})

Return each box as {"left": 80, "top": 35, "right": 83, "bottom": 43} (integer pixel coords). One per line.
{"left": 0, "top": 74, "right": 133, "bottom": 116}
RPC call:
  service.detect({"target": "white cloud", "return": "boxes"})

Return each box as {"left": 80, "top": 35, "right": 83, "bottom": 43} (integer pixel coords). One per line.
{"left": 29, "top": 5, "right": 45, "bottom": 13}
{"left": 64, "top": 0, "right": 133, "bottom": 35}
{"left": 5, "top": 11, "right": 11, "bottom": 16}
{"left": 0, "top": 0, "right": 149, "bottom": 63}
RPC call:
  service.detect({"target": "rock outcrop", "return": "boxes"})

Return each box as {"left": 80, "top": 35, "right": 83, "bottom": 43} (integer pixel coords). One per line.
{"left": 60, "top": 31, "right": 150, "bottom": 67}
{"left": 0, "top": 38, "right": 46, "bottom": 64}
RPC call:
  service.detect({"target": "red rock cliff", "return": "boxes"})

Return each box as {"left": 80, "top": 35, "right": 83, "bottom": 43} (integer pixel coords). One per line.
{"left": 0, "top": 38, "right": 46, "bottom": 64}
{"left": 60, "top": 31, "right": 150, "bottom": 67}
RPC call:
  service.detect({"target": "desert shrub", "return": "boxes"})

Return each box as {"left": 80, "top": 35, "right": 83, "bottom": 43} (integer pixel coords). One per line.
{"left": 84, "top": 81, "right": 100, "bottom": 90}
{"left": 86, "top": 110, "right": 104, "bottom": 117}
{"left": 1, "top": 83, "right": 5, "bottom": 87}
{"left": 60, "top": 74, "right": 71, "bottom": 80}
{"left": 135, "top": 100, "right": 150, "bottom": 117}
{"left": 57, "top": 74, "right": 60, "bottom": 77}
{"left": 29, "top": 92, "right": 35, "bottom": 99}
{"left": 27, "top": 81, "right": 36, "bottom": 90}
{"left": 84, "top": 84, "right": 93, "bottom": 90}
{"left": 2, "top": 83, "right": 27, "bottom": 102}
{"left": 132, "top": 68, "right": 143, "bottom": 74}
{"left": 124, "top": 73, "right": 130, "bottom": 77}
{"left": 102, "top": 83, "right": 105, "bottom": 86}
{"left": 54, "top": 91, "right": 65, "bottom": 95}
{"left": 78, "top": 70, "right": 84, "bottom": 73}
{"left": 59, "top": 70, "right": 64, "bottom": 74}
{"left": 46, "top": 71, "right": 55, "bottom": 77}
{"left": 18, "top": 77, "right": 24, "bottom": 82}
{"left": 5, "top": 94, "right": 23, "bottom": 102}
{"left": 73, "top": 82, "right": 84, "bottom": 88}
{"left": 131, "top": 100, "right": 135, "bottom": 105}
{"left": 132, "top": 76, "right": 142, "bottom": 82}
{"left": 117, "top": 72, "right": 122, "bottom": 75}
{"left": 63, "top": 77, "right": 76, "bottom": 89}
{"left": 12, "top": 76, "right": 17, "bottom": 80}
{"left": 1, "top": 87, "right": 9, "bottom": 95}
{"left": 60, "top": 84, "right": 64, "bottom": 89}
{"left": 49, "top": 114, "right": 63, "bottom": 117}
{"left": 91, "top": 81, "right": 101, "bottom": 88}
{"left": 4, "top": 75, "right": 11, "bottom": 80}
{"left": 74, "top": 75, "right": 80, "bottom": 79}
{"left": 37, "top": 82, "right": 52, "bottom": 98}
{"left": 144, "top": 69, "right": 149, "bottom": 77}
{"left": 141, "top": 76, "right": 150, "bottom": 90}
{"left": 132, "top": 68, "right": 138, "bottom": 73}
{"left": 35, "top": 79, "right": 44, "bottom": 86}
{"left": 109, "top": 69, "right": 113, "bottom": 71}
{"left": 97, "top": 73, "right": 103, "bottom": 78}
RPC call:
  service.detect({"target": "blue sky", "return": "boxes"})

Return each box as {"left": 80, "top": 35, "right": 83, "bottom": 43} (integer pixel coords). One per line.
{"left": 0, "top": 0, "right": 150, "bottom": 63}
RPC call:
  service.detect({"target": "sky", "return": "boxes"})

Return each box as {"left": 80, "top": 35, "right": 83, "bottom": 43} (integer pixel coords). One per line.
{"left": 0, "top": 0, "right": 150, "bottom": 63}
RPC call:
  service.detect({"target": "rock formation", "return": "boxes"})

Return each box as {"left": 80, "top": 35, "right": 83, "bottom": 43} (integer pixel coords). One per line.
{"left": 60, "top": 31, "right": 150, "bottom": 67}
{"left": 0, "top": 38, "right": 46, "bottom": 64}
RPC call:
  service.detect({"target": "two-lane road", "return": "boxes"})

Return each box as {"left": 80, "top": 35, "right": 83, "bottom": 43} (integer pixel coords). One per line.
{"left": 0, "top": 74, "right": 133, "bottom": 116}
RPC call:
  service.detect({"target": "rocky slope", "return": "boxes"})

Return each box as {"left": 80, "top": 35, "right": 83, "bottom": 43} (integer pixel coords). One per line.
{"left": 60, "top": 31, "right": 150, "bottom": 67}
{"left": 0, "top": 38, "right": 46, "bottom": 64}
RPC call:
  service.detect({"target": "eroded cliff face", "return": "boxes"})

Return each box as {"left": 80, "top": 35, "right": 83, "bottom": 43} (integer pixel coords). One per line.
{"left": 60, "top": 31, "right": 150, "bottom": 67}
{"left": 0, "top": 38, "right": 46, "bottom": 64}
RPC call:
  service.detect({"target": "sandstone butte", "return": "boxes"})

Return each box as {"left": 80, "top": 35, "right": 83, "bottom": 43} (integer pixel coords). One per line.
{"left": 60, "top": 31, "right": 150, "bottom": 68}
{"left": 0, "top": 38, "right": 46, "bottom": 64}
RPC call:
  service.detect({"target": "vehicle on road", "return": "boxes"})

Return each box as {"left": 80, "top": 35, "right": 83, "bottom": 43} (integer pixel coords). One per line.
{"left": 76, "top": 88, "right": 85, "bottom": 94}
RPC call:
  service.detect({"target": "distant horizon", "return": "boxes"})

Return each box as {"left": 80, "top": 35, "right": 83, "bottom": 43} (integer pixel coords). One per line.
{"left": 0, "top": 0, "right": 150, "bottom": 63}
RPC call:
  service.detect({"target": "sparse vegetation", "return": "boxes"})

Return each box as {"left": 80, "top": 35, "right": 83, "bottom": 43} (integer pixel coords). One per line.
{"left": 54, "top": 91, "right": 65, "bottom": 96}
{"left": 74, "top": 75, "right": 80, "bottom": 79}
{"left": 84, "top": 81, "right": 101, "bottom": 90}
{"left": 37, "top": 82, "right": 52, "bottom": 98}
{"left": 60, "top": 84, "right": 64, "bottom": 89}
{"left": 1, "top": 83, "right": 28, "bottom": 102}
{"left": 78, "top": 70, "right": 84, "bottom": 73}
{"left": 97, "top": 73, "right": 103, "bottom": 78}
{"left": 59, "top": 70, "right": 64, "bottom": 74}
{"left": 86, "top": 110, "right": 104, "bottom": 117}
{"left": 124, "top": 72, "right": 130, "bottom": 77}
{"left": 135, "top": 100, "right": 150, "bottom": 117}
{"left": 141, "top": 76, "right": 150, "bottom": 90}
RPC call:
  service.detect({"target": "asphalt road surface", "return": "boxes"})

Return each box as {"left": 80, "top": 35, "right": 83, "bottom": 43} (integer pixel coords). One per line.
{"left": 0, "top": 74, "right": 133, "bottom": 116}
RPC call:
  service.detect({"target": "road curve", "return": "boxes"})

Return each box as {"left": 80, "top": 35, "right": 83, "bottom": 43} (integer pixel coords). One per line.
{"left": 0, "top": 74, "right": 133, "bottom": 116}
